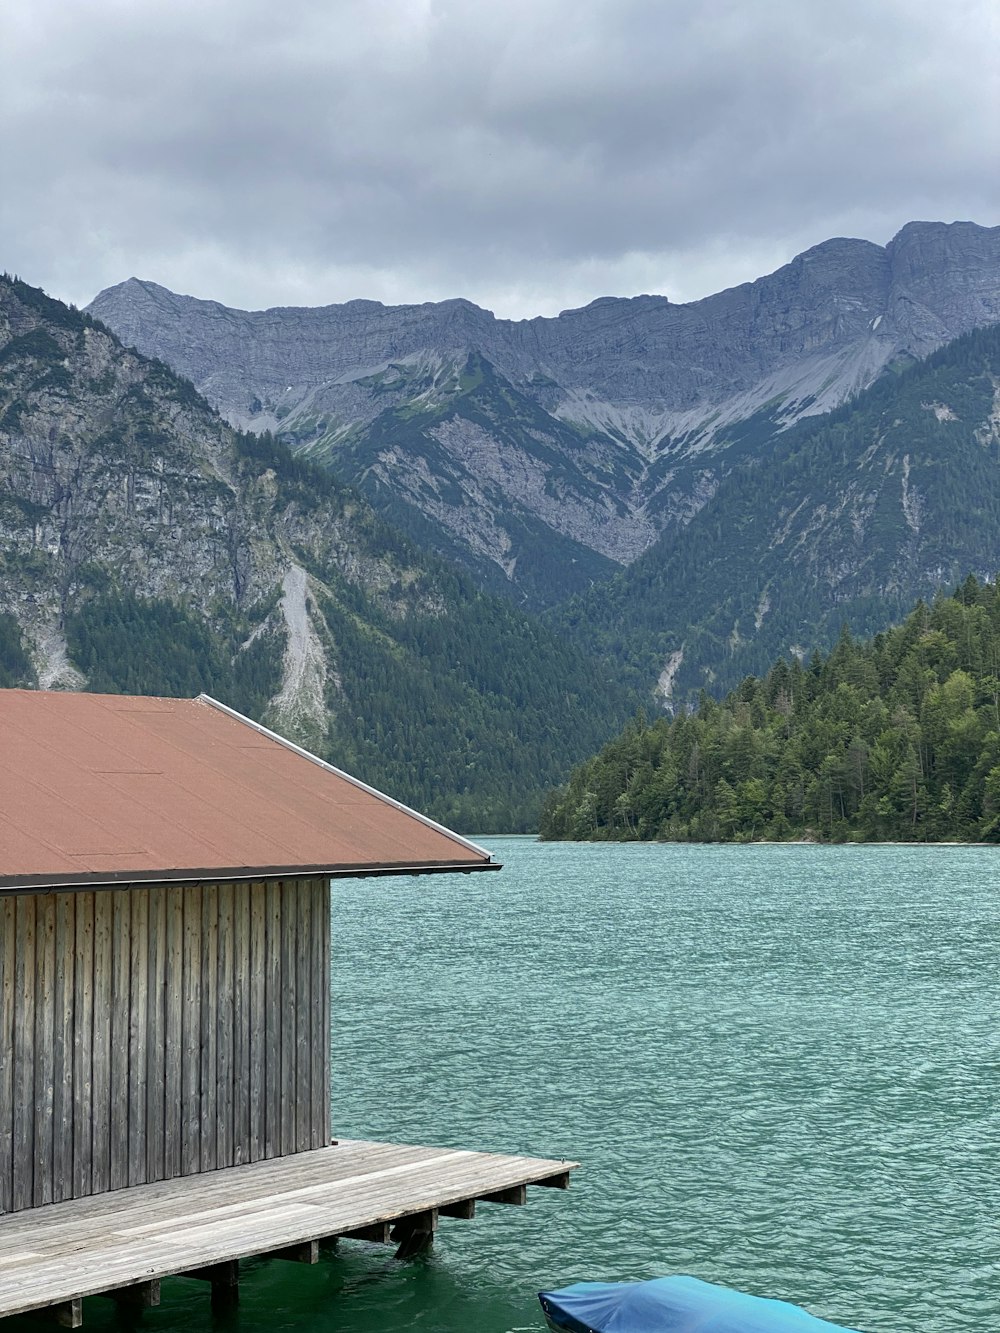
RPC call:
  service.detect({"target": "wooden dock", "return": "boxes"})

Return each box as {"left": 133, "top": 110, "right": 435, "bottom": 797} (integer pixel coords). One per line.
{"left": 0, "top": 1138, "right": 578, "bottom": 1325}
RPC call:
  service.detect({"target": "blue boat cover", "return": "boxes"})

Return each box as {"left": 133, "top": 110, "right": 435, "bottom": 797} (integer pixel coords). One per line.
{"left": 538, "top": 1275, "right": 861, "bottom": 1333}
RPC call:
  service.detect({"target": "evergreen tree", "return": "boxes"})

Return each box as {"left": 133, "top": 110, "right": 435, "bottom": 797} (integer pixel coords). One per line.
{"left": 541, "top": 580, "right": 1000, "bottom": 844}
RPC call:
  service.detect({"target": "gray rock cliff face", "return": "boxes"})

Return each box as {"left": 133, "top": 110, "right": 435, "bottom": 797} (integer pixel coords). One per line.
{"left": 0, "top": 276, "right": 640, "bottom": 826}
{"left": 0, "top": 280, "right": 440, "bottom": 738}
{"left": 88, "top": 221, "right": 1000, "bottom": 603}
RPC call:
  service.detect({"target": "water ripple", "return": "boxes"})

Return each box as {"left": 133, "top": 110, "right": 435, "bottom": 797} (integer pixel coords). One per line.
{"left": 330, "top": 840, "right": 999, "bottom": 1333}
{"left": 52, "top": 840, "right": 998, "bottom": 1333}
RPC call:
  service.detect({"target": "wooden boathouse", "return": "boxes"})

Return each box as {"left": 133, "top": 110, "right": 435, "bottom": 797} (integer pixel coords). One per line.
{"left": 0, "top": 690, "right": 575, "bottom": 1324}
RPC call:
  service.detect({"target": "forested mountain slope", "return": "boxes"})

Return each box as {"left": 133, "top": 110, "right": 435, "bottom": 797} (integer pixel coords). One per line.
{"left": 88, "top": 222, "right": 1000, "bottom": 606}
{"left": 554, "top": 323, "right": 1000, "bottom": 705}
{"left": 542, "top": 578, "right": 1000, "bottom": 844}
{"left": 0, "top": 274, "right": 636, "bottom": 829}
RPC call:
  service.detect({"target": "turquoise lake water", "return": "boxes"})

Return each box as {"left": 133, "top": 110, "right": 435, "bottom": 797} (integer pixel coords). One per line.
{"left": 60, "top": 839, "right": 1000, "bottom": 1333}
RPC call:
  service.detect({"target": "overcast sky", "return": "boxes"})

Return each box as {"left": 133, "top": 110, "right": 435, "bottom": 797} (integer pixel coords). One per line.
{"left": 2, "top": 0, "right": 997, "bottom": 319}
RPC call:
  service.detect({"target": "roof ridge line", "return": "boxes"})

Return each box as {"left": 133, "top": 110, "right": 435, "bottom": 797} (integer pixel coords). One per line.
{"left": 195, "top": 694, "right": 495, "bottom": 864}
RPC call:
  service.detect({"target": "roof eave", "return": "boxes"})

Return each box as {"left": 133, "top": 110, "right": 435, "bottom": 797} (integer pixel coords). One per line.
{"left": 0, "top": 860, "right": 503, "bottom": 895}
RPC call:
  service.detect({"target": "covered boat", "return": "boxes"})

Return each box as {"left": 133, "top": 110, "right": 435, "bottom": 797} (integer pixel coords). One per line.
{"left": 538, "top": 1276, "right": 862, "bottom": 1333}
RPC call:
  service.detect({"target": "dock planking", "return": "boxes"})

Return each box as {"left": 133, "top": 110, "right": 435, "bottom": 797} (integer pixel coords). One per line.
{"left": 0, "top": 1138, "right": 577, "bottom": 1321}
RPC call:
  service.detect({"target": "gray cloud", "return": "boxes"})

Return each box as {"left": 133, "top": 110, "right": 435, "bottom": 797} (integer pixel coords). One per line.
{"left": 2, "top": 0, "right": 997, "bottom": 317}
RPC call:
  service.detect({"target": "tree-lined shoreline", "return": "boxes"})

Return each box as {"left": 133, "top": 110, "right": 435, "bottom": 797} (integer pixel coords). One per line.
{"left": 541, "top": 577, "right": 1000, "bottom": 844}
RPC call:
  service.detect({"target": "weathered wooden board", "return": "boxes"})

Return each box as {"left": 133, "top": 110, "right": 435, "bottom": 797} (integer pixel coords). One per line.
{"left": 180, "top": 884, "right": 202, "bottom": 1178}
{"left": 217, "top": 881, "right": 235, "bottom": 1170}
{"left": 52, "top": 894, "right": 75, "bottom": 1203}
{"left": 263, "top": 882, "right": 281, "bottom": 1161}
{"left": 127, "top": 888, "right": 148, "bottom": 1189}
{"left": 71, "top": 892, "right": 94, "bottom": 1200}
{"left": 91, "top": 890, "right": 113, "bottom": 1196}
{"left": 146, "top": 886, "right": 167, "bottom": 1185}
{"left": 109, "top": 890, "right": 131, "bottom": 1192}
{"left": 199, "top": 883, "right": 219, "bottom": 1174}
{"left": 248, "top": 883, "right": 266, "bottom": 1164}
{"left": 0, "top": 878, "right": 331, "bottom": 1214}
{"left": 295, "top": 883, "right": 312, "bottom": 1154}
{"left": 12, "top": 894, "right": 36, "bottom": 1211}
{"left": 232, "top": 883, "right": 250, "bottom": 1166}
{"left": 33, "top": 893, "right": 56, "bottom": 1208}
{"left": 163, "top": 887, "right": 184, "bottom": 1181}
{"left": 0, "top": 896, "right": 14, "bottom": 1215}
{"left": 279, "top": 880, "right": 297, "bottom": 1158}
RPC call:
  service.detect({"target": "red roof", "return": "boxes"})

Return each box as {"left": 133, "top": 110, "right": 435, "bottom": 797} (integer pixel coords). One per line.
{"left": 0, "top": 691, "right": 498, "bottom": 890}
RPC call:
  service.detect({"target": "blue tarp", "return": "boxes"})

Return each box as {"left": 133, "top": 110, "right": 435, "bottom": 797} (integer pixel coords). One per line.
{"left": 538, "top": 1276, "right": 862, "bottom": 1333}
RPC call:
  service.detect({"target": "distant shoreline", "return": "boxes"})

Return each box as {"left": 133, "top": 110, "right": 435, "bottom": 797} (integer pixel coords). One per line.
{"left": 535, "top": 836, "right": 998, "bottom": 848}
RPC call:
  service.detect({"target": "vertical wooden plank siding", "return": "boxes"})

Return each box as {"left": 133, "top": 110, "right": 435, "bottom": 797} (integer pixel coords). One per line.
{"left": 216, "top": 882, "right": 234, "bottom": 1169}
{"left": 232, "top": 883, "right": 251, "bottom": 1165}
{"left": 309, "top": 879, "right": 325, "bottom": 1149}
{"left": 279, "top": 881, "right": 297, "bottom": 1157}
{"left": 127, "top": 890, "right": 149, "bottom": 1187}
{"left": 295, "top": 883, "right": 312, "bottom": 1153}
{"left": 32, "top": 894, "right": 56, "bottom": 1207}
{"left": 109, "top": 891, "right": 131, "bottom": 1191}
{"left": 0, "top": 897, "right": 14, "bottom": 1214}
{"left": 12, "top": 894, "right": 36, "bottom": 1211}
{"left": 248, "top": 883, "right": 266, "bottom": 1163}
{"left": 0, "top": 878, "right": 331, "bottom": 1215}
{"left": 198, "top": 885, "right": 218, "bottom": 1173}
{"left": 51, "top": 894, "right": 75, "bottom": 1202}
{"left": 180, "top": 886, "right": 202, "bottom": 1177}
{"left": 90, "top": 891, "right": 113, "bottom": 1196}
{"left": 145, "top": 887, "right": 166, "bottom": 1184}
{"left": 163, "top": 888, "right": 184, "bottom": 1180}
{"left": 263, "top": 883, "right": 282, "bottom": 1160}
{"left": 71, "top": 893, "right": 94, "bottom": 1200}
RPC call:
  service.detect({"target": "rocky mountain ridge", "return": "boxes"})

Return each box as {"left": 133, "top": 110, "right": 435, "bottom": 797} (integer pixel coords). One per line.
{"left": 88, "top": 221, "right": 1000, "bottom": 603}
{"left": 555, "top": 321, "right": 1000, "bottom": 707}
{"left": 0, "top": 274, "right": 635, "bottom": 828}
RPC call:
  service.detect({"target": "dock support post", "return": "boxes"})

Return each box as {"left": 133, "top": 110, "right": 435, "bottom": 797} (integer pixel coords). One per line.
{"left": 104, "top": 1282, "right": 161, "bottom": 1311}
{"left": 390, "top": 1209, "right": 438, "bottom": 1259}
{"left": 263, "top": 1241, "right": 319, "bottom": 1265}
{"left": 340, "top": 1222, "right": 392, "bottom": 1243}
{"left": 480, "top": 1184, "right": 527, "bottom": 1205}
{"left": 185, "top": 1261, "right": 240, "bottom": 1313}
{"left": 440, "top": 1198, "right": 476, "bottom": 1219}
{"left": 30, "top": 1299, "right": 83, "bottom": 1329}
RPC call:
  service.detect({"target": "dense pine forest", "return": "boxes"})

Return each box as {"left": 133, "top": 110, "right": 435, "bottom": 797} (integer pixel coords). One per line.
{"left": 541, "top": 577, "right": 1000, "bottom": 843}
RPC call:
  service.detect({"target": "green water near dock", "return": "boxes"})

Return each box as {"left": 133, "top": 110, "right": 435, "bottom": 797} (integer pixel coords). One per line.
{"left": 74, "top": 840, "right": 1000, "bottom": 1332}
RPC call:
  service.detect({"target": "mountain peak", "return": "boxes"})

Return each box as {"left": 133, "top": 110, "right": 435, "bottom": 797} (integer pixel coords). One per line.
{"left": 83, "top": 221, "right": 1000, "bottom": 605}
